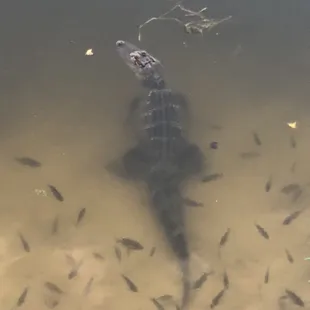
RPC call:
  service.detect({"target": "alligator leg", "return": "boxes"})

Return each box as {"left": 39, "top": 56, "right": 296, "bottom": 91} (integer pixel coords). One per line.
{"left": 176, "top": 143, "right": 205, "bottom": 178}
{"left": 122, "top": 145, "right": 151, "bottom": 180}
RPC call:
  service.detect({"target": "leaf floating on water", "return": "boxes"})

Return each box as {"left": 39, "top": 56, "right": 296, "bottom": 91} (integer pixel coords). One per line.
{"left": 48, "top": 185, "right": 64, "bottom": 202}
{"left": 16, "top": 287, "right": 29, "bottom": 307}
{"left": 85, "top": 49, "right": 93, "bottom": 56}
{"left": 287, "top": 121, "right": 297, "bottom": 129}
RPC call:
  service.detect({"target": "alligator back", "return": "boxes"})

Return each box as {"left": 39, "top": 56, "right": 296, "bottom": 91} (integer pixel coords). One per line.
{"left": 137, "top": 88, "right": 189, "bottom": 169}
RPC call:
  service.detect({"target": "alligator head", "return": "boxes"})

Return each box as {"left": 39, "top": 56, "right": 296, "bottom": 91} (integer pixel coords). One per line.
{"left": 116, "top": 40, "right": 165, "bottom": 89}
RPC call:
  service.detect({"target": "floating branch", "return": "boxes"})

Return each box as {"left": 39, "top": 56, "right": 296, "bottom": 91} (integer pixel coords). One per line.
{"left": 138, "top": 2, "right": 232, "bottom": 41}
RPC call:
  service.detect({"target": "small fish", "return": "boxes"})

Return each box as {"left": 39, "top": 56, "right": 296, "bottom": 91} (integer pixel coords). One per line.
{"left": 16, "top": 287, "right": 29, "bottom": 307}
{"left": 210, "top": 289, "right": 226, "bottom": 308}
{"left": 92, "top": 252, "right": 104, "bottom": 260}
{"left": 151, "top": 298, "right": 165, "bottom": 310}
{"left": 15, "top": 157, "right": 41, "bottom": 167}
{"left": 239, "top": 152, "right": 260, "bottom": 159}
{"left": 76, "top": 208, "right": 86, "bottom": 225}
{"left": 202, "top": 173, "right": 223, "bottom": 183}
{"left": 290, "top": 136, "right": 296, "bottom": 148}
{"left": 285, "top": 249, "right": 294, "bottom": 263}
{"left": 192, "top": 272, "right": 208, "bottom": 290}
{"left": 121, "top": 275, "right": 138, "bottom": 292}
{"left": 265, "top": 176, "right": 272, "bottom": 192}
{"left": 264, "top": 267, "right": 269, "bottom": 284}
{"left": 18, "top": 233, "right": 30, "bottom": 252}
{"left": 115, "top": 246, "right": 122, "bottom": 262}
{"left": 51, "top": 216, "right": 59, "bottom": 235}
{"left": 290, "top": 162, "right": 296, "bottom": 173}
{"left": 149, "top": 246, "right": 156, "bottom": 257}
{"left": 219, "top": 228, "right": 231, "bottom": 248}
{"left": 68, "top": 269, "right": 78, "bottom": 280}
{"left": 285, "top": 289, "right": 305, "bottom": 307}
{"left": 282, "top": 210, "right": 302, "bottom": 225}
{"left": 44, "top": 282, "right": 64, "bottom": 294}
{"left": 255, "top": 224, "right": 269, "bottom": 240}
{"left": 252, "top": 132, "right": 262, "bottom": 146}
{"left": 281, "top": 183, "right": 301, "bottom": 195}
{"left": 183, "top": 197, "right": 203, "bottom": 207}
{"left": 223, "top": 271, "right": 229, "bottom": 289}
{"left": 48, "top": 185, "right": 64, "bottom": 202}
{"left": 117, "top": 238, "right": 143, "bottom": 250}
{"left": 83, "top": 277, "right": 94, "bottom": 296}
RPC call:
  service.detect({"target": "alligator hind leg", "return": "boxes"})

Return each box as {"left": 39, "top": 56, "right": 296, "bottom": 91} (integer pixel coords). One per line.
{"left": 176, "top": 143, "right": 205, "bottom": 178}
{"left": 122, "top": 145, "right": 150, "bottom": 180}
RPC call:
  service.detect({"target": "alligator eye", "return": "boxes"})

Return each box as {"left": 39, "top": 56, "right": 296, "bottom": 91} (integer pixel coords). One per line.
{"left": 140, "top": 51, "right": 147, "bottom": 57}
{"left": 116, "top": 40, "right": 125, "bottom": 47}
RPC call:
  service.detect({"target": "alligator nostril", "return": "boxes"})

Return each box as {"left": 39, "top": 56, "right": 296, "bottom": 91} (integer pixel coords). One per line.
{"left": 116, "top": 40, "right": 125, "bottom": 47}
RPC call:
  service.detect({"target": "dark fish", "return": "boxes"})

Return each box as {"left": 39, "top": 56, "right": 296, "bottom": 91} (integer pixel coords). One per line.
{"left": 265, "top": 176, "right": 272, "bottom": 192}
{"left": 239, "top": 152, "right": 260, "bottom": 159}
{"left": 48, "top": 185, "right": 64, "bottom": 202}
{"left": 92, "top": 252, "right": 104, "bottom": 260}
{"left": 281, "top": 183, "right": 301, "bottom": 195}
{"left": 15, "top": 157, "right": 41, "bottom": 168}
{"left": 264, "top": 267, "right": 269, "bottom": 284}
{"left": 210, "top": 289, "right": 226, "bottom": 308}
{"left": 44, "top": 282, "right": 64, "bottom": 294}
{"left": 68, "top": 269, "right": 78, "bottom": 280}
{"left": 121, "top": 275, "right": 138, "bottom": 292}
{"left": 182, "top": 197, "right": 203, "bottom": 207}
{"left": 252, "top": 132, "right": 262, "bottom": 146}
{"left": 223, "top": 271, "right": 229, "bottom": 289}
{"left": 18, "top": 233, "right": 30, "bottom": 252}
{"left": 285, "top": 289, "right": 305, "bottom": 307}
{"left": 51, "top": 216, "right": 59, "bottom": 235}
{"left": 219, "top": 228, "right": 231, "bottom": 248}
{"left": 115, "top": 246, "right": 122, "bottom": 262}
{"left": 76, "top": 208, "right": 86, "bottom": 225}
{"left": 290, "top": 136, "right": 296, "bottom": 148}
{"left": 117, "top": 238, "right": 143, "bottom": 250}
{"left": 290, "top": 162, "right": 296, "bottom": 173}
{"left": 192, "top": 272, "right": 208, "bottom": 290}
{"left": 202, "top": 173, "right": 223, "bottom": 183}
{"left": 282, "top": 210, "right": 302, "bottom": 225}
{"left": 150, "top": 246, "right": 156, "bottom": 257}
{"left": 83, "top": 277, "right": 94, "bottom": 296}
{"left": 255, "top": 224, "right": 269, "bottom": 240}
{"left": 151, "top": 298, "right": 165, "bottom": 310}
{"left": 285, "top": 249, "right": 294, "bottom": 263}
{"left": 17, "top": 287, "right": 29, "bottom": 307}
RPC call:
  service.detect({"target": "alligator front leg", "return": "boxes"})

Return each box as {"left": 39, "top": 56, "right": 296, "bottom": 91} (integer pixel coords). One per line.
{"left": 176, "top": 143, "right": 205, "bottom": 178}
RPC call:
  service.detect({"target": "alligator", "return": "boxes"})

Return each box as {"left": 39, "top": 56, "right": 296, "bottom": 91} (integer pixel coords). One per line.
{"left": 115, "top": 40, "right": 205, "bottom": 309}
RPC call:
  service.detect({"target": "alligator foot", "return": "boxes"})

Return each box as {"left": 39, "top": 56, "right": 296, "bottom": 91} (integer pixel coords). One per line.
{"left": 176, "top": 143, "right": 205, "bottom": 178}
{"left": 122, "top": 146, "right": 150, "bottom": 180}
